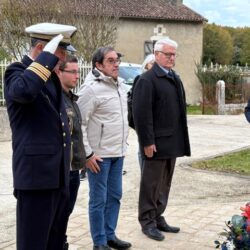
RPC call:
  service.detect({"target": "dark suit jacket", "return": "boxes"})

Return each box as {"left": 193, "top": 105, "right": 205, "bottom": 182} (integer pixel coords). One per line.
{"left": 4, "top": 52, "right": 71, "bottom": 190}
{"left": 132, "top": 62, "right": 191, "bottom": 159}
{"left": 245, "top": 99, "right": 250, "bottom": 122}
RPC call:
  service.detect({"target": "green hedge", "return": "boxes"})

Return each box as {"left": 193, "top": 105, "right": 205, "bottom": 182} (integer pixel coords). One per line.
{"left": 196, "top": 64, "right": 242, "bottom": 86}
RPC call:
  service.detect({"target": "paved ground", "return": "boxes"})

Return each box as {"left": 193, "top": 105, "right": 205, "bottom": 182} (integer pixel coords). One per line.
{"left": 1, "top": 115, "right": 250, "bottom": 250}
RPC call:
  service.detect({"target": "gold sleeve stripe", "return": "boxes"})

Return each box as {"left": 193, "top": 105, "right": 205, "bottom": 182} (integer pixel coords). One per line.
{"left": 27, "top": 62, "right": 51, "bottom": 82}
{"left": 30, "top": 62, "right": 51, "bottom": 77}
{"left": 27, "top": 67, "right": 47, "bottom": 82}
{"left": 28, "top": 65, "right": 48, "bottom": 80}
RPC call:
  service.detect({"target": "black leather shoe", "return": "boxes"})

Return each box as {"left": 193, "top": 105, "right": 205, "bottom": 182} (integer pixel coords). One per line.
{"left": 157, "top": 223, "right": 180, "bottom": 233}
{"left": 107, "top": 236, "right": 132, "bottom": 249}
{"left": 93, "top": 245, "right": 111, "bottom": 250}
{"left": 142, "top": 227, "right": 165, "bottom": 241}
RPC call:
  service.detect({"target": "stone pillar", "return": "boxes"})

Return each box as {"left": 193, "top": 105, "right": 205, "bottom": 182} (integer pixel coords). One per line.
{"left": 216, "top": 80, "right": 225, "bottom": 115}
{"left": 0, "top": 107, "right": 11, "bottom": 141}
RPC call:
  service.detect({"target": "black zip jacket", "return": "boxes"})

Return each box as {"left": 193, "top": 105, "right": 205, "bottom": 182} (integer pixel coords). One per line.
{"left": 63, "top": 90, "right": 86, "bottom": 171}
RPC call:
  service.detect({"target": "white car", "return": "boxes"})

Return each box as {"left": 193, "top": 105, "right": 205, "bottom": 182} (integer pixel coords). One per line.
{"left": 119, "top": 62, "right": 142, "bottom": 92}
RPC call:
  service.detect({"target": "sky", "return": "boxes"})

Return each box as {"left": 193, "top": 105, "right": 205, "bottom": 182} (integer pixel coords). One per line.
{"left": 183, "top": 0, "right": 250, "bottom": 28}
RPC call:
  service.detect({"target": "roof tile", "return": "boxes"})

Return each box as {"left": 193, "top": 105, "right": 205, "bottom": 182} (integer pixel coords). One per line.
{"left": 77, "top": 0, "right": 206, "bottom": 23}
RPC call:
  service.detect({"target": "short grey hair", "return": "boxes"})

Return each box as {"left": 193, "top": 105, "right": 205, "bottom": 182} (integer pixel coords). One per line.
{"left": 154, "top": 37, "right": 178, "bottom": 52}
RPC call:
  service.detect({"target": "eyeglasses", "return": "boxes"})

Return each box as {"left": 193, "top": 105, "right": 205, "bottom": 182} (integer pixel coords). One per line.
{"left": 104, "top": 58, "right": 121, "bottom": 65}
{"left": 157, "top": 51, "right": 177, "bottom": 59}
{"left": 61, "top": 70, "right": 80, "bottom": 75}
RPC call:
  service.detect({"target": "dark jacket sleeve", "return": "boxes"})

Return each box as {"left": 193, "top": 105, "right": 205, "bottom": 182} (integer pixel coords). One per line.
{"left": 4, "top": 52, "right": 58, "bottom": 103}
{"left": 245, "top": 99, "right": 250, "bottom": 123}
{"left": 132, "top": 76, "right": 155, "bottom": 147}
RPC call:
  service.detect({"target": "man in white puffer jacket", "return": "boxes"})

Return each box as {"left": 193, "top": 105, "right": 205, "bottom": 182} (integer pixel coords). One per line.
{"left": 77, "top": 47, "right": 131, "bottom": 250}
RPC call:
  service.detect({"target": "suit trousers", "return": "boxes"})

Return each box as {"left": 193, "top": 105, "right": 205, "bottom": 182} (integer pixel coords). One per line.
{"left": 138, "top": 158, "right": 176, "bottom": 229}
{"left": 15, "top": 187, "right": 69, "bottom": 250}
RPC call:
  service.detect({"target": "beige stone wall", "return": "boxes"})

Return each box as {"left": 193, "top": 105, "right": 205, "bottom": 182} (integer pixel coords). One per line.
{"left": 115, "top": 19, "right": 203, "bottom": 104}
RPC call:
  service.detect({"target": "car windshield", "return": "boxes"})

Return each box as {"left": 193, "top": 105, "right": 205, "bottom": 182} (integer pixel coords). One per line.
{"left": 119, "top": 66, "right": 141, "bottom": 86}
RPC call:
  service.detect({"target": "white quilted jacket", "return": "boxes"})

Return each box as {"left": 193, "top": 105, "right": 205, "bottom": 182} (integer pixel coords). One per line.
{"left": 77, "top": 69, "right": 129, "bottom": 158}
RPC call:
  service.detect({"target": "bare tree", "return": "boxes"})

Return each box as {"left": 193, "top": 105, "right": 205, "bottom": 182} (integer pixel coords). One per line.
{"left": 65, "top": 0, "right": 120, "bottom": 62}
{"left": 0, "top": 0, "right": 120, "bottom": 61}
{"left": 0, "top": 0, "right": 27, "bottom": 59}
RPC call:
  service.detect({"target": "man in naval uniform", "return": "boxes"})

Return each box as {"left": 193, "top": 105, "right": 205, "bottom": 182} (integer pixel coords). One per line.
{"left": 4, "top": 22, "right": 77, "bottom": 250}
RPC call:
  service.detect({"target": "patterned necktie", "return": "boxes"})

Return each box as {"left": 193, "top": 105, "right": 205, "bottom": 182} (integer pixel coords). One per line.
{"left": 168, "top": 70, "right": 173, "bottom": 77}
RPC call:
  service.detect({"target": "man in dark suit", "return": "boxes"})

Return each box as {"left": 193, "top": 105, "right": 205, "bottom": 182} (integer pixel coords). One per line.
{"left": 133, "top": 37, "right": 191, "bottom": 241}
{"left": 4, "top": 22, "right": 77, "bottom": 250}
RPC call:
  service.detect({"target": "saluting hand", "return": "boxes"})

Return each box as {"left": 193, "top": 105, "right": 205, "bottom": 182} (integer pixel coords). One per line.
{"left": 43, "top": 34, "right": 64, "bottom": 54}
{"left": 144, "top": 144, "right": 157, "bottom": 158}
{"left": 86, "top": 154, "right": 103, "bottom": 173}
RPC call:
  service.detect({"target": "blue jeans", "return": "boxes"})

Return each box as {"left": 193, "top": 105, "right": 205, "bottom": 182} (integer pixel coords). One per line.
{"left": 87, "top": 157, "right": 123, "bottom": 246}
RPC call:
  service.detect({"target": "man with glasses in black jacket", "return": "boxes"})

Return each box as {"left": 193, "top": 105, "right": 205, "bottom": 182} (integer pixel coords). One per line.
{"left": 57, "top": 55, "right": 86, "bottom": 250}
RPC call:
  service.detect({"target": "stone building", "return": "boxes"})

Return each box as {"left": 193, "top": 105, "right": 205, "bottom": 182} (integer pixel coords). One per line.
{"left": 112, "top": 0, "right": 207, "bottom": 104}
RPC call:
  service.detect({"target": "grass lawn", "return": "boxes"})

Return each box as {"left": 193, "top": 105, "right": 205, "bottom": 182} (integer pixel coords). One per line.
{"left": 192, "top": 148, "right": 250, "bottom": 176}
{"left": 187, "top": 105, "right": 202, "bottom": 115}
{"left": 187, "top": 105, "right": 217, "bottom": 115}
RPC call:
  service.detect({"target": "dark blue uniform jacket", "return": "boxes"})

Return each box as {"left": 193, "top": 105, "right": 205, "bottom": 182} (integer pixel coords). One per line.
{"left": 4, "top": 52, "right": 71, "bottom": 190}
